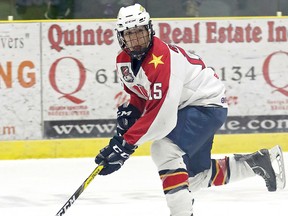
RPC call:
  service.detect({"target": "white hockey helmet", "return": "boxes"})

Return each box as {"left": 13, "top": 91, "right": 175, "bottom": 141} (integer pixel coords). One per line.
{"left": 116, "top": 3, "right": 154, "bottom": 58}
{"left": 116, "top": 3, "right": 150, "bottom": 31}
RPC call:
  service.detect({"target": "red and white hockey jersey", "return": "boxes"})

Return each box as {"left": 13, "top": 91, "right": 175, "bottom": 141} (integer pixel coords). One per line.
{"left": 116, "top": 36, "right": 227, "bottom": 146}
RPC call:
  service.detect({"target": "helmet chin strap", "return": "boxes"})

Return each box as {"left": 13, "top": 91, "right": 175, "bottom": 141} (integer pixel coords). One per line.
{"left": 129, "top": 47, "right": 150, "bottom": 60}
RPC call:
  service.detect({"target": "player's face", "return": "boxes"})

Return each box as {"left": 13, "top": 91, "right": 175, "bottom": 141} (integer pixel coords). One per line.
{"left": 123, "top": 26, "right": 149, "bottom": 52}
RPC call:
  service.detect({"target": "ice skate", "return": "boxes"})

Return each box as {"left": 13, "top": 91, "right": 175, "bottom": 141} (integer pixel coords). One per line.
{"left": 234, "top": 145, "right": 286, "bottom": 192}
{"left": 269, "top": 145, "right": 286, "bottom": 190}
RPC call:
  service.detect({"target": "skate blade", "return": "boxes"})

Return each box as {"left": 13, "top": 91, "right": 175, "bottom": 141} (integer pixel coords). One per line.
{"left": 269, "top": 145, "right": 286, "bottom": 190}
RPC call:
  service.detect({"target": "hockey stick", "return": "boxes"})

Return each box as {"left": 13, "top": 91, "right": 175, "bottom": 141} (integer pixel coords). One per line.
{"left": 55, "top": 163, "right": 105, "bottom": 216}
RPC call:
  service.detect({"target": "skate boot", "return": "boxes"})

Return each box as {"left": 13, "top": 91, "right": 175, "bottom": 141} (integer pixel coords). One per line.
{"left": 234, "top": 145, "right": 286, "bottom": 192}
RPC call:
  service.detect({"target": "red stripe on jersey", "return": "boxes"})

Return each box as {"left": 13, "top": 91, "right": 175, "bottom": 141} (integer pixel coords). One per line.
{"left": 177, "top": 46, "right": 206, "bottom": 69}
{"left": 123, "top": 37, "right": 171, "bottom": 144}
{"left": 123, "top": 85, "right": 146, "bottom": 113}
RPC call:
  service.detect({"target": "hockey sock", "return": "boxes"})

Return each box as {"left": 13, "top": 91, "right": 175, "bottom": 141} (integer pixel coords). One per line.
{"left": 208, "top": 157, "right": 230, "bottom": 187}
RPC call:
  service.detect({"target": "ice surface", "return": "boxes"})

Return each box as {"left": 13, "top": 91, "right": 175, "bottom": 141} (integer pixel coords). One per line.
{"left": 0, "top": 154, "right": 287, "bottom": 216}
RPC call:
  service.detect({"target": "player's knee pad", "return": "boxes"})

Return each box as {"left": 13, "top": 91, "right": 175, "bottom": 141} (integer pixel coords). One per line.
{"left": 209, "top": 157, "right": 230, "bottom": 186}
{"left": 151, "top": 138, "right": 185, "bottom": 169}
{"left": 159, "top": 168, "right": 189, "bottom": 194}
{"left": 151, "top": 138, "right": 189, "bottom": 194}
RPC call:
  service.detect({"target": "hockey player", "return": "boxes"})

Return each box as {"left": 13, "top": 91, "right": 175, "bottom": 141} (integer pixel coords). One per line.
{"left": 95, "top": 3, "right": 286, "bottom": 216}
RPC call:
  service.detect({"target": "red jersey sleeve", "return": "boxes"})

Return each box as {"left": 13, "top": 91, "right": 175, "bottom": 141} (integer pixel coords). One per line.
{"left": 123, "top": 37, "right": 184, "bottom": 145}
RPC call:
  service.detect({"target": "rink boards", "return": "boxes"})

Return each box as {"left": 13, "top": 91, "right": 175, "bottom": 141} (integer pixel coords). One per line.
{"left": 1, "top": 18, "right": 287, "bottom": 159}
{"left": 1, "top": 133, "right": 287, "bottom": 159}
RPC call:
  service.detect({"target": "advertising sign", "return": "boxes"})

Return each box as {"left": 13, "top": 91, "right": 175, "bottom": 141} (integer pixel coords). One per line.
{"left": 41, "top": 19, "right": 287, "bottom": 138}
{"left": 1, "top": 18, "right": 287, "bottom": 140}
{"left": 41, "top": 22, "right": 123, "bottom": 138}
{"left": 0, "top": 23, "right": 42, "bottom": 140}
{"left": 161, "top": 19, "right": 288, "bottom": 134}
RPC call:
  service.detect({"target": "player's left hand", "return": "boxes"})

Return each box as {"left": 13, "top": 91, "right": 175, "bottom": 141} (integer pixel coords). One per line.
{"left": 117, "top": 103, "right": 141, "bottom": 136}
{"left": 95, "top": 135, "right": 137, "bottom": 175}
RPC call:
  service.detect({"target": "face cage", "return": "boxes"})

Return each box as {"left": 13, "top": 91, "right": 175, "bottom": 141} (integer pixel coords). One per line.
{"left": 117, "top": 22, "right": 154, "bottom": 59}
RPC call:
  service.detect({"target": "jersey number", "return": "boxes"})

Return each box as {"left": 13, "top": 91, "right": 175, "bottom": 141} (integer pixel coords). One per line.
{"left": 168, "top": 44, "right": 205, "bottom": 69}
{"left": 149, "top": 83, "right": 162, "bottom": 100}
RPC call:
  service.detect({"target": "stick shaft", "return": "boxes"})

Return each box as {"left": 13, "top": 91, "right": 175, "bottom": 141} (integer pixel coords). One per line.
{"left": 55, "top": 164, "right": 104, "bottom": 216}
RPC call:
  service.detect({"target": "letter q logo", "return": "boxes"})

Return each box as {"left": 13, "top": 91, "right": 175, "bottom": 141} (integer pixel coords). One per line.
{"left": 49, "top": 57, "right": 86, "bottom": 104}
{"left": 263, "top": 51, "right": 288, "bottom": 96}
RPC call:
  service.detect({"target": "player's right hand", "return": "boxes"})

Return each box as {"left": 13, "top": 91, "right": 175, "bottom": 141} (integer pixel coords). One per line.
{"left": 95, "top": 135, "right": 137, "bottom": 175}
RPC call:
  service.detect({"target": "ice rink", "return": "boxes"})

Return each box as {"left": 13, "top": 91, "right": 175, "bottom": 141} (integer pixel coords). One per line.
{"left": 1, "top": 153, "right": 287, "bottom": 216}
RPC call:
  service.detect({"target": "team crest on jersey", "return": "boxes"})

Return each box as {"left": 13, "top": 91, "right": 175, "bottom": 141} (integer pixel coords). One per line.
{"left": 120, "top": 66, "right": 134, "bottom": 82}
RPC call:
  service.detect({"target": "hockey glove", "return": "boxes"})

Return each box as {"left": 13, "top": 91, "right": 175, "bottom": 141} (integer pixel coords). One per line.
{"left": 95, "top": 135, "right": 137, "bottom": 175}
{"left": 117, "top": 103, "right": 141, "bottom": 136}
